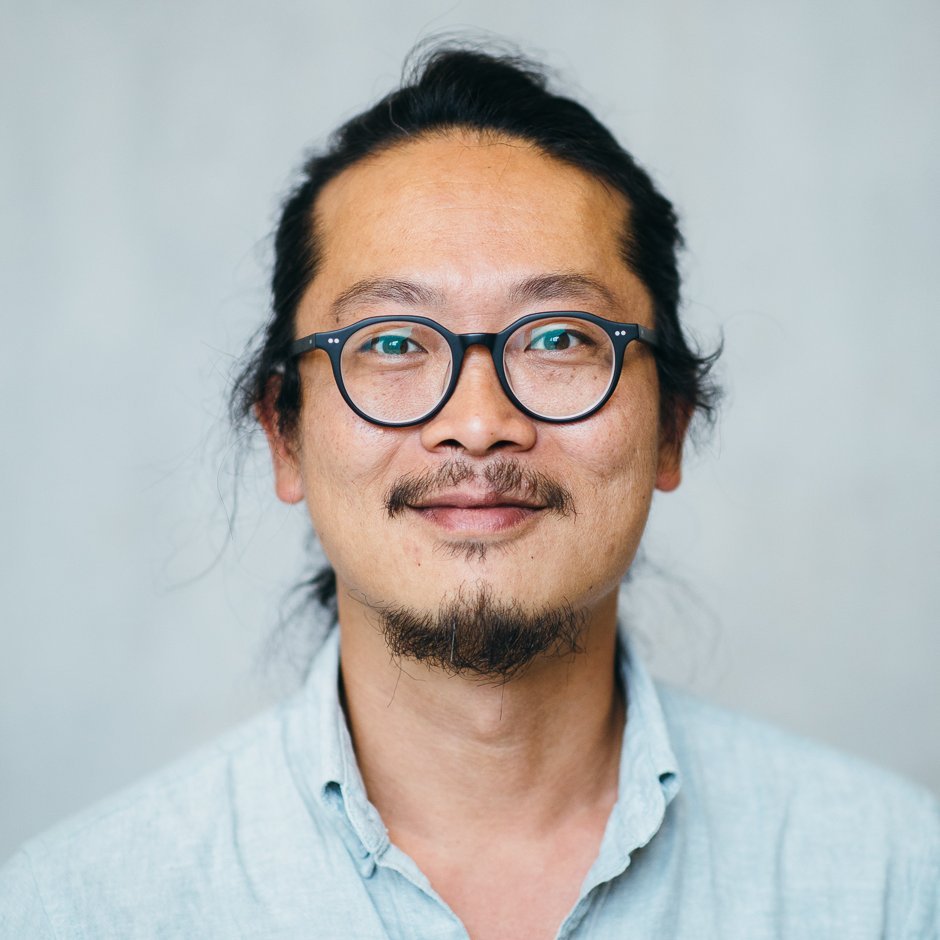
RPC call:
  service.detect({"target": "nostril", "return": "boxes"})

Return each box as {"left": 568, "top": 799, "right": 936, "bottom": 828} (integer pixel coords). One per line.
{"left": 437, "top": 436, "right": 522, "bottom": 454}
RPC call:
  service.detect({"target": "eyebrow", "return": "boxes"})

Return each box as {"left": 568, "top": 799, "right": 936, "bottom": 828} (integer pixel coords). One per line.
{"left": 507, "top": 272, "right": 618, "bottom": 309}
{"left": 329, "top": 271, "right": 618, "bottom": 323}
{"left": 331, "top": 278, "right": 445, "bottom": 322}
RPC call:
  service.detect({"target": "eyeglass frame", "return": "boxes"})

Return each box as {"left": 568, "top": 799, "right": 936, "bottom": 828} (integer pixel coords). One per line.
{"left": 287, "top": 310, "right": 658, "bottom": 428}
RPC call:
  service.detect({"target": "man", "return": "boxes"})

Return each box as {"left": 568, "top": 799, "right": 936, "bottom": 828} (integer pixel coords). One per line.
{"left": 2, "top": 45, "right": 937, "bottom": 939}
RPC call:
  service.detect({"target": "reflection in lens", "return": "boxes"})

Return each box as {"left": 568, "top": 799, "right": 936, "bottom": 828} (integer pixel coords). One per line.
{"left": 504, "top": 317, "right": 615, "bottom": 418}
{"left": 340, "top": 321, "right": 451, "bottom": 423}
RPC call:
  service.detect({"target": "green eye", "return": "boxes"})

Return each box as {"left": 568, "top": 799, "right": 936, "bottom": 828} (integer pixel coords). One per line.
{"left": 527, "top": 325, "right": 586, "bottom": 352}
{"left": 362, "top": 333, "right": 416, "bottom": 355}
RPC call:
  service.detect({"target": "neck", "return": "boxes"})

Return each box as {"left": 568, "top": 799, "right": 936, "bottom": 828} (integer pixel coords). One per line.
{"left": 337, "top": 588, "right": 624, "bottom": 842}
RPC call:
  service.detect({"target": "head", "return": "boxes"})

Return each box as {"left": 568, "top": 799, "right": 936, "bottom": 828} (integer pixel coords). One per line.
{"left": 232, "top": 45, "right": 720, "bottom": 677}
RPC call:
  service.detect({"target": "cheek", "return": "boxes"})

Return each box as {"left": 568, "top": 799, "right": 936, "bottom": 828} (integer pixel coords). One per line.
{"left": 555, "top": 395, "right": 661, "bottom": 554}
{"left": 564, "top": 394, "right": 661, "bottom": 491}
{"left": 304, "top": 424, "right": 398, "bottom": 510}
{"left": 295, "top": 372, "right": 403, "bottom": 531}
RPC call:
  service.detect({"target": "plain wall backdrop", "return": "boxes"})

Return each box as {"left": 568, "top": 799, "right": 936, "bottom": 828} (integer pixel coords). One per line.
{"left": 2, "top": 0, "right": 938, "bottom": 859}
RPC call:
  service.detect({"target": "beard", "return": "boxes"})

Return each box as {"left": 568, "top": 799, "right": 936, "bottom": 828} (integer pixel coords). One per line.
{"left": 376, "top": 581, "right": 587, "bottom": 682}
{"left": 373, "top": 456, "right": 584, "bottom": 680}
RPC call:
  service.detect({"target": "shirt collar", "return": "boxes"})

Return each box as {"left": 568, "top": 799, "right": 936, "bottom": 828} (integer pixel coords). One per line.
{"left": 284, "top": 621, "right": 681, "bottom": 875}
{"left": 580, "top": 627, "right": 681, "bottom": 892}
{"left": 282, "top": 628, "right": 389, "bottom": 866}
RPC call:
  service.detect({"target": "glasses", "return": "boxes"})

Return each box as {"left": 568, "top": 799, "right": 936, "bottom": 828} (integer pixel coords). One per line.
{"left": 288, "top": 311, "right": 657, "bottom": 427}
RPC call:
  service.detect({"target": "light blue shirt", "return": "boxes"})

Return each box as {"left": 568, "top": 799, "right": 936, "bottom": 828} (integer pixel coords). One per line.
{"left": 2, "top": 627, "right": 937, "bottom": 938}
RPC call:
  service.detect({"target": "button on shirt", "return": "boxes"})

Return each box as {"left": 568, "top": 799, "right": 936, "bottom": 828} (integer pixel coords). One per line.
{"left": 1, "top": 627, "right": 938, "bottom": 938}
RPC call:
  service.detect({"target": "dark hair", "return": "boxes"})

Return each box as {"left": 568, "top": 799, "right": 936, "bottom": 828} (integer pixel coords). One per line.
{"left": 232, "top": 43, "right": 720, "bottom": 621}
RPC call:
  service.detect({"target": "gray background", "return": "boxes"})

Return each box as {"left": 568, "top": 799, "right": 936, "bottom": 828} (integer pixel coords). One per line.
{"left": 2, "top": 0, "right": 938, "bottom": 860}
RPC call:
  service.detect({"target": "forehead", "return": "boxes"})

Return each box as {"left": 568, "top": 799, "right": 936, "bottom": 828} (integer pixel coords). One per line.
{"left": 304, "top": 131, "right": 650, "bottom": 323}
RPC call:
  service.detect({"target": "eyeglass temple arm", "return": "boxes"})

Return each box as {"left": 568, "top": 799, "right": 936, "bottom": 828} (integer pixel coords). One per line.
{"left": 289, "top": 335, "right": 320, "bottom": 357}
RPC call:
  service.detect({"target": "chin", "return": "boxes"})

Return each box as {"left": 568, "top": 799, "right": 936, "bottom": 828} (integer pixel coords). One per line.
{"left": 373, "top": 576, "right": 590, "bottom": 681}
{"left": 431, "top": 537, "right": 517, "bottom": 564}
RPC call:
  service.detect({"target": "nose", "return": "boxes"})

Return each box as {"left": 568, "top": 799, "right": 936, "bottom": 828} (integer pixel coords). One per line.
{"left": 419, "top": 346, "right": 538, "bottom": 456}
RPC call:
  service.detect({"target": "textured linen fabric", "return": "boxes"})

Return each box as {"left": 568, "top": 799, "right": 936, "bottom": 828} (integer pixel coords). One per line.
{"left": 1, "top": 626, "right": 937, "bottom": 939}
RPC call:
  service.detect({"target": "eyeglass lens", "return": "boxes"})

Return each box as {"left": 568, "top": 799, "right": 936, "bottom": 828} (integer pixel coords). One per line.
{"left": 339, "top": 316, "right": 616, "bottom": 424}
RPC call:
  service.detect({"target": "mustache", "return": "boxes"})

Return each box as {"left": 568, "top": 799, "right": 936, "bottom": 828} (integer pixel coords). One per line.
{"left": 384, "top": 457, "right": 575, "bottom": 519}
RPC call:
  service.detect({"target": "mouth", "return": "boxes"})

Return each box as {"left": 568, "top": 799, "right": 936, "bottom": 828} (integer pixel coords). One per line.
{"left": 407, "top": 490, "right": 546, "bottom": 534}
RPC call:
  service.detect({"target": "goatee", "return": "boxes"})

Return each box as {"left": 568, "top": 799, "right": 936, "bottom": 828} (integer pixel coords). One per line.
{"left": 377, "top": 581, "right": 586, "bottom": 682}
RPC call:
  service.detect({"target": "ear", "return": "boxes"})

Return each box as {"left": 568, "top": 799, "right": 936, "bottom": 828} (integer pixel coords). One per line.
{"left": 655, "top": 402, "right": 691, "bottom": 493}
{"left": 256, "top": 377, "right": 305, "bottom": 505}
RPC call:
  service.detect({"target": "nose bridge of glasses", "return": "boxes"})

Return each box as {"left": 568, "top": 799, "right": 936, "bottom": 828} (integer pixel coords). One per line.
{"left": 452, "top": 331, "right": 507, "bottom": 385}
{"left": 451, "top": 331, "right": 503, "bottom": 379}
{"left": 456, "top": 331, "right": 499, "bottom": 353}
{"left": 447, "top": 331, "right": 512, "bottom": 404}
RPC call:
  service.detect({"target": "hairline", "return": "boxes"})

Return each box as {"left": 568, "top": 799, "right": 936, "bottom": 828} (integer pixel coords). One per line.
{"left": 302, "top": 126, "right": 648, "bottom": 328}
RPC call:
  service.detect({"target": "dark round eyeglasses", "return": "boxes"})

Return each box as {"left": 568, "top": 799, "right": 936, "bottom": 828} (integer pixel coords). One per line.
{"left": 288, "top": 311, "right": 657, "bottom": 428}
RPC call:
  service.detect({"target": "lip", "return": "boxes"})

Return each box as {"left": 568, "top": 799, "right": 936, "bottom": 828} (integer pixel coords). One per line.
{"left": 407, "top": 490, "right": 546, "bottom": 534}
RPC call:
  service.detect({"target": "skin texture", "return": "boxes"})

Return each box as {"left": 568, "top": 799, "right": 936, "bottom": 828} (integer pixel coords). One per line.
{"left": 262, "top": 131, "right": 684, "bottom": 940}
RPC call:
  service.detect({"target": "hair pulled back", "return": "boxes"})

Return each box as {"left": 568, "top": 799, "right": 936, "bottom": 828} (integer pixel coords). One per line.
{"left": 231, "top": 43, "right": 721, "bottom": 619}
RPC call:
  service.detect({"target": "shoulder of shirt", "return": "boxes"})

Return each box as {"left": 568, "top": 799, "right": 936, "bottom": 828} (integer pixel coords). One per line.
{"left": 4, "top": 691, "right": 309, "bottom": 873}
{"left": 653, "top": 679, "right": 939, "bottom": 837}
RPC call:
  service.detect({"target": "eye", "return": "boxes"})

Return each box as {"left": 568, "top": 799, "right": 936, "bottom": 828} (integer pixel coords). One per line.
{"left": 360, "top": 330, "right": 422, "bottom": 356}
{"left": 526, "top": 323, "right": 592, "bottom": 352}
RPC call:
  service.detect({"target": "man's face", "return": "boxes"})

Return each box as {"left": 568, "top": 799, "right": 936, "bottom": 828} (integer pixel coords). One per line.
{"left": 268, "top": 132, "right": 682, "bottom": 632}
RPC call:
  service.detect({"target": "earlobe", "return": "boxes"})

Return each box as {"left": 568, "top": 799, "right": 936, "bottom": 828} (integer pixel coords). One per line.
{"left": 655, "top": 403, "right": 691, "bottom": 493}
{"left": 270, "top": 440, "right": 306, "bottom": 505}
{"left": 255, "top": 381, "right": 305, "bottom": 505}
{"left": 655, "top": 446, "right": 682, "bottom": 492}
